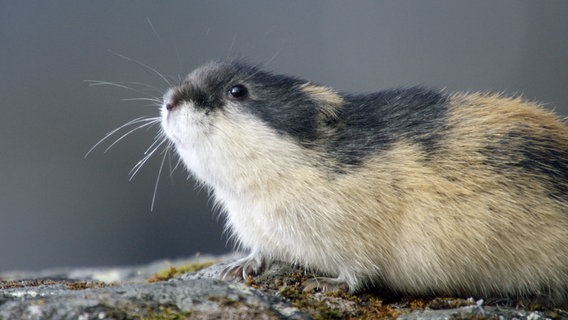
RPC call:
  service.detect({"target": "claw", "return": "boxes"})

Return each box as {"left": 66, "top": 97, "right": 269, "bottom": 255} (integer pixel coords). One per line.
{"left": 221, "top": 254, "right": 267, "bottom": 281}
{"left": 302, "top": 277, "right": 350, "bottom": 293}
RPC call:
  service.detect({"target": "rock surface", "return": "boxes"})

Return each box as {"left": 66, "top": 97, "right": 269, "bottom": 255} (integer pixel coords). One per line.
{"left": 1, "top": 255, "right": 566, "bottom": 319}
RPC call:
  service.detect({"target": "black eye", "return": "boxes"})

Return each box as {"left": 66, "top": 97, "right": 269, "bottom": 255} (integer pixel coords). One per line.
{"left": 229, "top": 84, "right": 248, "bottom": 99}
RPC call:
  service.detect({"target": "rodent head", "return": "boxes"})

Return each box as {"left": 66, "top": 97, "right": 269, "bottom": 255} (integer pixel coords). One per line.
{"left": 161, "top": 61, "right": 343, "bottom": 150}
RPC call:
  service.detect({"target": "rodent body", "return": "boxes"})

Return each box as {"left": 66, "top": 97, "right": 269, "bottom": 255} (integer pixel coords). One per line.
{"left": 161, "top": 61, "right": 568, "bottom": 305}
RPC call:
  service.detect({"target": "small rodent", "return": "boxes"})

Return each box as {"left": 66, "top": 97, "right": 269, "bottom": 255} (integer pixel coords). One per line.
{"left": 160, "top": 60, "right": 568, "bottom": 305}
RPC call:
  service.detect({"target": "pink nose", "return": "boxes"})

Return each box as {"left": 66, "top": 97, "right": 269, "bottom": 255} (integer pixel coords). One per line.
{"left": 166, "top": 103, "right": 176, "bottom": 111}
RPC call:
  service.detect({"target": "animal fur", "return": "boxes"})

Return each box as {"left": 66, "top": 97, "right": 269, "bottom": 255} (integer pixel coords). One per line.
{"left": 161, "top": 61, "right": 568, "bottom": 305}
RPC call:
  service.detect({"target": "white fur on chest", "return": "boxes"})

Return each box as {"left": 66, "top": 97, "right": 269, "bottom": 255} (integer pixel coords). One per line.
{"left": 163, "top": 103, "right": 340, "bottom": 267}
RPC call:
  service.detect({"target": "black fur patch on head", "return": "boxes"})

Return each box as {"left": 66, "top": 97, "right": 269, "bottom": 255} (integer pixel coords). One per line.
{"left": 178, "top": 62, "right": 450, "bottom": 167}
{"left": 174, "top": 62, "right": 244, "bottom": 112}
{"left": 328, "top": 88, "right": 450, "bottom": 165}
{"left": 232, "top": 68, "right": 322, "bottom": 142}
{"left": 233, "top": 69, "right": 450, "bottom": 166}
{"left": 172, "top": 84, "right": 221, "bottom": 111}
{"left": 177, "top": 61, "right": 323, "bottom": 141}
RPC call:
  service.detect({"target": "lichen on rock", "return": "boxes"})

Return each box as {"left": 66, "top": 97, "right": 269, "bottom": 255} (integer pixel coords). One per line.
{"left": 1, "top": 255, "right": 567, "bottom": 319}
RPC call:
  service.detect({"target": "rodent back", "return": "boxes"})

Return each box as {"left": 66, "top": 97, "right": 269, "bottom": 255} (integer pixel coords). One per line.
{"left": 169, "top": 62, "right": 452, "bottom": 166}
{"left": 167, "top": 61, "right": 568, "bottom": 202}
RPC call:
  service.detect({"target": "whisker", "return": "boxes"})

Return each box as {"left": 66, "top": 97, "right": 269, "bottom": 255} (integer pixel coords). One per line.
{"left": 228, "top": 32, "right": 238, "bottom": 58}
{"left": 85, "top": 80, "right": 164, "bottom": 97}
{"left": 146, "top": 17, "right": 161, "bottom": 41}
{"left": 120, "top": 97, "right": 163, "bottom": 104}
{"left": 163, "top": 141, "right": 173, "bottom": 169}
{"left": 103, "top": 118, "right": 161, "bottom": 153}
{"left": 163, "top": 140, "right": 184, "bottom": 176}
{"left": 173, "top": 42, "right": 183, "bottom": 81}
{"left": 263, "top": 49, "right": 281, "bottom": 68}
{"left": 108, "top": 49, "right": 173, "bottom": 88}
{"left": 129, "top": 138, "right": 168, "bottom": 180}
{"left": 84, "top": 80, "right": 132, "bottom": 90}
{"left": 87, "top": 43, "right": 175, "bottom": 211}
{"left": 119, "top": 81, "right": 165, "bottom": 90}
{"left": 172, "top": 157, "right": 184, "bottom": 174}
{"left": 85, "top": 116, "right": 156, "bottom": 158}
{"left": 128, "top": 151, "right": 154, "bottom": 181}
{"left": 143, "top": 131, "right": 167, "bottom": 156}
{"left": 150, "top": 143, "right": 169, "bottom": 212}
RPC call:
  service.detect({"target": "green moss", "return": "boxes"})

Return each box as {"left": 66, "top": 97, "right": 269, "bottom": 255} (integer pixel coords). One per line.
{"left": 149, "top": 261, "right": 568, "bottom": 319}
{"left": 246, "top": 268, "right": 433, "bottom": 319}
{"left": 0, "top": 279, "right": 58, "bottom": 289}
{"left": 148, "top": 261, "right": 216, "bottom": 282}
{"left": 65, "top": 280, "right": 109, "bottom": 290}
{"left": 0, "top": 279, "right": 113, "bottom": 291}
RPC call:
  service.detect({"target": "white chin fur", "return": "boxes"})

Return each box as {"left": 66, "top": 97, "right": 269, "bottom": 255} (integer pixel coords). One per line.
{"left": 161, "top": 104, "right": 338, "bottom": 279}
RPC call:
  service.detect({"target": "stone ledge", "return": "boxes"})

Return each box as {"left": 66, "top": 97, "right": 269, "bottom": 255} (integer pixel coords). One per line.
{"left": 1, "top": 255, "right": 566, "bottom": 319}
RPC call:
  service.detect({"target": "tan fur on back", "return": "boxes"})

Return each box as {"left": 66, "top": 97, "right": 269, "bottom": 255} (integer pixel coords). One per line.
{"left": 185, "top": 93, "right": 568, "bottom": 301}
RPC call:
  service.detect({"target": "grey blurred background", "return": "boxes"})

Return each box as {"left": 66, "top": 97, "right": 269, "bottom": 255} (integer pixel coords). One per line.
{"left": 1, "top": 1, "right": 567, "bottom": 272}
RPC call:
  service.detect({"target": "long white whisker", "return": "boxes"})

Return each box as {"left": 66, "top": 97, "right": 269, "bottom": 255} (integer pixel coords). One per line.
{"left": 146, "top": 17, "right": 161, "bottom": 41}
{"left": 129, "top": 152, "right": 154, "bottom": 180}
{"left": 174, "top": 43, "right": 183, "bottom": 80}
{"left": 116, "top": 81, "right": 166, "bottom": 94}
{"left": 228, "top": 32, "right": 238, "bottom": 57}
{"left": 171, "top": 152, "right": 184, "bottom": 175}
{"left": 103, "top": 118, "right": 161, "bottom": 153}
{"left": 85, "top": 116, "right": 154, "bottom": 158}
{"left": 85, "top": 80, "right": 164, "bottom": 97}
{"left": 166, "top": 147, "right": 176, "bottom": 184}
{"left": 120, "top": 97, "right": 162, "bottom": 104}
{"left": 108, "top": 50, "right": 173, "bottom": 88}
{"left": 143, "top": 132, "right": 167, "bottom": 156}
{"left": 118, "top": 81, "right": 165, "bottom": 90}
{"left": 129, "top": 139, "right": 168, "bottom": 180}
{"left": 263, "top": 49, "right": 282, "bottom": 68}
{"left": 150, "top": 144, "right": 168, "bottom": 212}
{"left": 85, "top": 80, "right": 132, "bottom": 90}
{"left": 166, "top": 144, "right": 176, "bottom": 174}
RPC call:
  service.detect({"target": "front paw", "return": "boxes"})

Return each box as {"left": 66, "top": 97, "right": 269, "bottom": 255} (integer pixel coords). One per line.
{"left": 221, "top": 254, "right": 268, "bottom": 281}
{"left": 302, "top": 277, "right": 350, "bottom": 293}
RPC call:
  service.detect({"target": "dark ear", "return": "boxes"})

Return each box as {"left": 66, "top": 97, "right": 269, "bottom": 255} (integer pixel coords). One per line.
{"left": 299, "top": 83, "right": 343, "bottom": 123}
